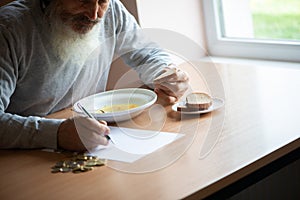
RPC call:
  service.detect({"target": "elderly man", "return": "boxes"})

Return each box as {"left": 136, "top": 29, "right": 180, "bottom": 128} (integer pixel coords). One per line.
{"left": 0, "top": 0, "right": 189, "bottom": 151}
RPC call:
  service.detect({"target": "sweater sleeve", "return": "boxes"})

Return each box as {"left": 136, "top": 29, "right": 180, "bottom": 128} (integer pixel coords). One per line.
{"left": 0, "top": 24, "right": 63, "bottom": 150}
{"left": 112, "top": 0, "right": 173, "bottom": 88}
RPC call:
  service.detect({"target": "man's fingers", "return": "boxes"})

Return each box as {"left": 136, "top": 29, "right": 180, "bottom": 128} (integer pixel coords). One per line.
{"left": 155, "top": 81, "right": 188, "bottom": 98}
{"left": 57, "top": 116, "right": 111, "bottom": 151}
{"left": 98, "top": 120, "right": 107, "bottom": 126}
{"left": 77, "top": 117, "right": 110, "bottom": 135}
{"left": 154, "top": 68, "right": 189, "bottom": 83}
{"left": 87, "top": 133, "right": 109, "bottom": 147}
{"left": 154, "top": 68, "right": 176, "bottom": 83}
{"left": 155, "top": 88, "right": 178, "bottom": 104}
{"left": 74, "top": 116, "right": 110, "bottom": 142}
{"left": 154, "top": 68, "right": 189, "bottom": 99}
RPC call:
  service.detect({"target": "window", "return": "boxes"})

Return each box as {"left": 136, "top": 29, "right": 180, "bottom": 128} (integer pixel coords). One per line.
{"left": 202, "top": 0, "right": 300, "bottom": 62}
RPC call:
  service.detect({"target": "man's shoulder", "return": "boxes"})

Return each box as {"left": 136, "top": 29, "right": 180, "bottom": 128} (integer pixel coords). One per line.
{"left": 0, "top": 0, "right": 34, "bottom": 28}
{"left": 108, "top": 0, "right": 136, "bottom": 22}
{"left": 110, "top": 0, "right": 127, "bottom": 12}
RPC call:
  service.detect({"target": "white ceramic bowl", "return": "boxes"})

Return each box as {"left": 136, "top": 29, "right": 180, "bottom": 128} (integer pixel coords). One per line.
{"left": 73, "top": 88, "right": 157, "bottom": 122}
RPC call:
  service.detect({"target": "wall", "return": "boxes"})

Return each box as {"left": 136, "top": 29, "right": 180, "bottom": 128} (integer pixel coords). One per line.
{"left": 107, "top": 0, "right": 141, "bottom": 90}
{"left": 107, "top": 0, "right": 207, "bottom": 89}
{"left": 137, "top": 0, "right": 206, "bottom": 53}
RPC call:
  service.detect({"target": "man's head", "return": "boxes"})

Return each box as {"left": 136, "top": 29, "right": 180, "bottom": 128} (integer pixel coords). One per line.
{"left": 46, "top": 0, "right": 110, "bottom": 34}
{"left": 44, "top": 0, "right": 110, "bottom": 64}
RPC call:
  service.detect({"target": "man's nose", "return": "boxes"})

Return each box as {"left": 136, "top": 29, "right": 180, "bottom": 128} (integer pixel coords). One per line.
{"left": 85, "top": 3, "right": 102, "bottom": 20}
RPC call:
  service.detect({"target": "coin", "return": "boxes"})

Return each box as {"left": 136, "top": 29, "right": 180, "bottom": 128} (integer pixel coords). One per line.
{"left": 60, "top": 167, "right": 72, "bottom": 173}
{"left": 65, "top": 161, "right": 81, "bottom": 169}
{"left": 85, "top": 160, "right": 105, "bottom": 167}
{"left": 75, "top": 155, "right": 88, "bottom": 161}
{"left": 72, "top": 166, "right": 93, "bottom": 173}
{"left": 51, "top": 154, "right": 105, "bottom": 174}
{"left": 53, "top": 161, "right": 66, "bottom": 168}
{"left": 51, "top": 168, "right": 61, "bottom": 173}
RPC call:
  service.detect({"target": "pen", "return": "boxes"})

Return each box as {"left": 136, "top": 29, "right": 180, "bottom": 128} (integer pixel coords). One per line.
{"left": 77, "top": 103, "right": 114, "bottom": 144}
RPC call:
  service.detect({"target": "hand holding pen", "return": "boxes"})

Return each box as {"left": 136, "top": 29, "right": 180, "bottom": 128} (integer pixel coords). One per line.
{"left": 57, "top": 104, "right": 114, "bottom": 152}
{"left": 77, "top": 103, "right": 114, "bottom": 144}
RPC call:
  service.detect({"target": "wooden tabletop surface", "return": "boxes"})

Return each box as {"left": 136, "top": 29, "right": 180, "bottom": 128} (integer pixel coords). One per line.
{"left": 0, "top": 61, "right": 299, "bottom": 200}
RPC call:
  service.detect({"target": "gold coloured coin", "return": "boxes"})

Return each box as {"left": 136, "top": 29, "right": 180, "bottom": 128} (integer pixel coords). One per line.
{"left": 51, "top": 154, "right": 105, "bottom": 174}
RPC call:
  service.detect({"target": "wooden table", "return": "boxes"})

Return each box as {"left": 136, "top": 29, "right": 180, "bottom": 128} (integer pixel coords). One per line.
{"left": 0, "top": 61, "right": 299, "bottom": 199}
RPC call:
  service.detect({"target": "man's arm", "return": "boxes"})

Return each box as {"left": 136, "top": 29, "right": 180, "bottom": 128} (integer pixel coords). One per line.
{"left": 0, "top": 112, "right": 62, "bottom": 149}
{"left": 0, "top": 25, "right": 62, "bottom": 149}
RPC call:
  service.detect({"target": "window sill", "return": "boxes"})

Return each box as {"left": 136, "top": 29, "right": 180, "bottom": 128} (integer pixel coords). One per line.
{"left": 199, "top": 56, "right": 300, "bottom": 69}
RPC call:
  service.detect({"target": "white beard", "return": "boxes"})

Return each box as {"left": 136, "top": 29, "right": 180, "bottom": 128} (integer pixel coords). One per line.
{"left": 45, "top": 1, "right": 101, "bottom": 66}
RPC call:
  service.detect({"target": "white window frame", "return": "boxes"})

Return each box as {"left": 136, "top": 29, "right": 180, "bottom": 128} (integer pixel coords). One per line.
{"left": 202, "top": 0, "right": 300, "bottom": 62}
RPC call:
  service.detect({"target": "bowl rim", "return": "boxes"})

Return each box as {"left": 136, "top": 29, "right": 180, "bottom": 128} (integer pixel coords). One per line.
{"left": 73, "top": 88, "right": 157, "bottom": 117}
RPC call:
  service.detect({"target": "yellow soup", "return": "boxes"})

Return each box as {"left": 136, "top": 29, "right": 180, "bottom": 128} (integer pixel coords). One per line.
{"left": 96, "top": 104, "right": 138, "bottom": 113}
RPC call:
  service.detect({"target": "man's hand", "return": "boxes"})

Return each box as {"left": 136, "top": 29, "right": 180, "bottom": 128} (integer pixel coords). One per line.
{"left": 57, "top": 116, "right": 110, "bottom": 151}
{"left": 154, "top": 66, "right": 189, "bottom": 104}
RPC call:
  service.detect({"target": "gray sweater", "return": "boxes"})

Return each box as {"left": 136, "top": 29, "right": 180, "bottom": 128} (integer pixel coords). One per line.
{"left": 0, "top": 0, "right": 172, "bottom": 149}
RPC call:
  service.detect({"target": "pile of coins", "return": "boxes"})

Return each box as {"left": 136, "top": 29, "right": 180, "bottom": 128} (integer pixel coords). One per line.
{"left": 51, "top": 154, "right": 106, "bottom": 174}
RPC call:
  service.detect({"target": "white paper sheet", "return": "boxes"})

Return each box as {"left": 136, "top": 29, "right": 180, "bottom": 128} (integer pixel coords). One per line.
{"left": 89, "top": 126, "right": 184, "bottom": 163}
